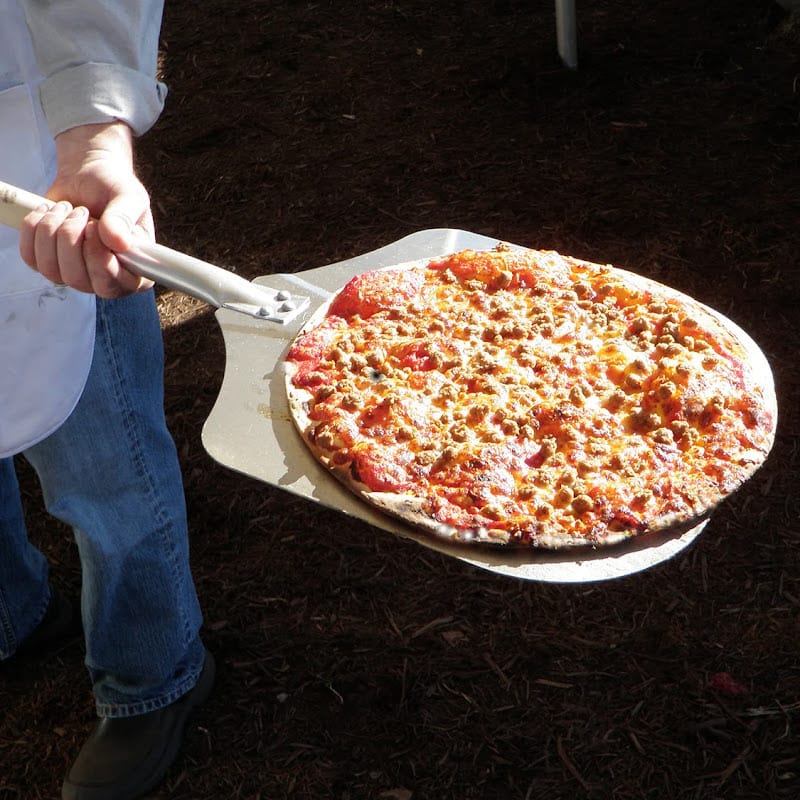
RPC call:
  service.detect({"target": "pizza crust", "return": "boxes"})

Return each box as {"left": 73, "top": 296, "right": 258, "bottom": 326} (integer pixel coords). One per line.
{"left": 362, "top": 490, "right": 636, "bottom": 548}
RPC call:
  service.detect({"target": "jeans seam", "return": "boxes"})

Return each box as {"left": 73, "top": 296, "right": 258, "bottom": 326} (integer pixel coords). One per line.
{"left": 0, "top": 581, "right": 51, "bottom": 660}
{"left": 0, "top": 589, "right": 17, "bottom": 659}
{"left": 98, "top": 300, "right": 190, "bottom": 649}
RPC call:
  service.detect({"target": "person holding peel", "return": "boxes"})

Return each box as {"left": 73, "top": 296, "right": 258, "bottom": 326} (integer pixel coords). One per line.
{"left": 0, "top": 2, "right": 212, "bottom": 798}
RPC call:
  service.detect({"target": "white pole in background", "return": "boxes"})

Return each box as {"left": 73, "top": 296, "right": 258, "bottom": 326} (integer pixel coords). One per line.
{"left": 555, "top": 0, "right": 578, "bottom": 69}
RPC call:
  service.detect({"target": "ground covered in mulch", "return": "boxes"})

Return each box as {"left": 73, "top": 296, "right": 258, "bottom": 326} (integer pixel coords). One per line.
{"left": 2, "top": 2, "right": 799, "bottom": 798}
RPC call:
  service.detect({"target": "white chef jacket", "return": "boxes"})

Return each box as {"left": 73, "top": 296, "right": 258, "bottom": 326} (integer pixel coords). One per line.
{"left": 0, "top": 0, "right": 166, "bottom": 457}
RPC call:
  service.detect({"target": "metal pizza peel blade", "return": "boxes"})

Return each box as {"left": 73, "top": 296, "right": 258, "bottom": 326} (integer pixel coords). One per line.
{"left": 199, "top": 229, "right": 768, "bottom": 584}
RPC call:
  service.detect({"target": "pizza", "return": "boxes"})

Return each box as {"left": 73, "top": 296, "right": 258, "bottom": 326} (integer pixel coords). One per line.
{"left": 284, "top": 245, "right": 776, "bottom": 550}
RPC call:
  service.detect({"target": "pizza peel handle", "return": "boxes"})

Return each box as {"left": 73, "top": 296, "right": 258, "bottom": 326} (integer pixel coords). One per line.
{"left": 0, "top": 180, "right": 308, "bottom": 324}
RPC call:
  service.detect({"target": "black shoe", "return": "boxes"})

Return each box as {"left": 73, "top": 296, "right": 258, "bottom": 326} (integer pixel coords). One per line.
{"left": 62, "top": 650, "right": 216, "bottom": 800}
{"left": 17, "top": 584, "right": 81, "bottom": 657}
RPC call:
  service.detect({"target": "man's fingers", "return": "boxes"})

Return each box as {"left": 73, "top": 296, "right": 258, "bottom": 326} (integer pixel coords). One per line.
{"left": 55, "top": 206, "right": 93, "bottom": 293}
{"left": 98, "top": 188, "right": 152, "bottom": 251}
{"left": 83, "top": 221, "right": 152, "bottom": 298}
{"left": 19, "top": 203, "right": 49, "bottom": 268}
{"left": 30, "top": 201, "right": 74, "bottom": 284}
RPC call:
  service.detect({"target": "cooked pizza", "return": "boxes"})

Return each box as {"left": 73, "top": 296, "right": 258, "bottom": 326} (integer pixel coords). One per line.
{"left": 284, "top": 245, "right": 776, "bottom": 549}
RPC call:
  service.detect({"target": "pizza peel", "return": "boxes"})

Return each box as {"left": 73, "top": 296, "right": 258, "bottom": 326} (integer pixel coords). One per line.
{"left": 0, "top": 182, "right": 776, "bottom": 583}
{"left": 193, "top": 233, "right": 777, "bottom": 584}
{"left": 197, "top": 230, "right": 731, "bottom": 584}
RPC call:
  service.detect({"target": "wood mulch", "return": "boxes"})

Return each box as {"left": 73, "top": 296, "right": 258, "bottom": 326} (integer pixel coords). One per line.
{"left": 2, "top": 2, "right": 798, "bottom": 798}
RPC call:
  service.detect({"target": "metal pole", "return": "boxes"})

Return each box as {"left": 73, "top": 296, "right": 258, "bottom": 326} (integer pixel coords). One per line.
{"left": 555, "top": 0, "right": 578, "bottom": 69}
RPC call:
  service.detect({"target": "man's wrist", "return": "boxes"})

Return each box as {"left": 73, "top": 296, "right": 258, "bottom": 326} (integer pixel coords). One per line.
{"left": 55, "top": 122, "right": 135, "bottom": 167}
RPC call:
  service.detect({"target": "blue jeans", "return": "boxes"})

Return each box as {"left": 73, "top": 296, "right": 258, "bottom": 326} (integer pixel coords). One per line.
{"left": 0, "top": 291, "right": 205, "bottom": 717}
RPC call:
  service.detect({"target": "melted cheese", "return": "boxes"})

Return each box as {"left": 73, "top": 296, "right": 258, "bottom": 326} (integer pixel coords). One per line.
{"left": 287, "top": 246, "right": 774, "bottom": 545}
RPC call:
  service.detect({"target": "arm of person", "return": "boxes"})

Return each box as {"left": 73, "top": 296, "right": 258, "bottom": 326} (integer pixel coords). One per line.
{"left": 18, "top": 1, "right": 167, "bottom": 298}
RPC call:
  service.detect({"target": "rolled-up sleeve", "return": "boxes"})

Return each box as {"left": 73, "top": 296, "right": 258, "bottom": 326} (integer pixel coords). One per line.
{"left": 21, "top": 0, "right": 167, "bottom": 137}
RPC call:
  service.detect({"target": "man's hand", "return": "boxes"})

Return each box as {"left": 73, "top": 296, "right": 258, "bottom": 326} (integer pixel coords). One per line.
{"left": 19, "top": 122, "right": 155, "bottom": 298}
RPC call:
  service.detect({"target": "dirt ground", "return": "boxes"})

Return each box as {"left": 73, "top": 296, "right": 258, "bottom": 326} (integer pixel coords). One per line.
{"left": 2, "top": 1, "right": 799, "bottom": 798}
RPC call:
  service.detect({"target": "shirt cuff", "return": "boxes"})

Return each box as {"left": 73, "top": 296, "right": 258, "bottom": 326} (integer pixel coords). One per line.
{"left": 39, "top": 62, "right": 168, "bottom": 138}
